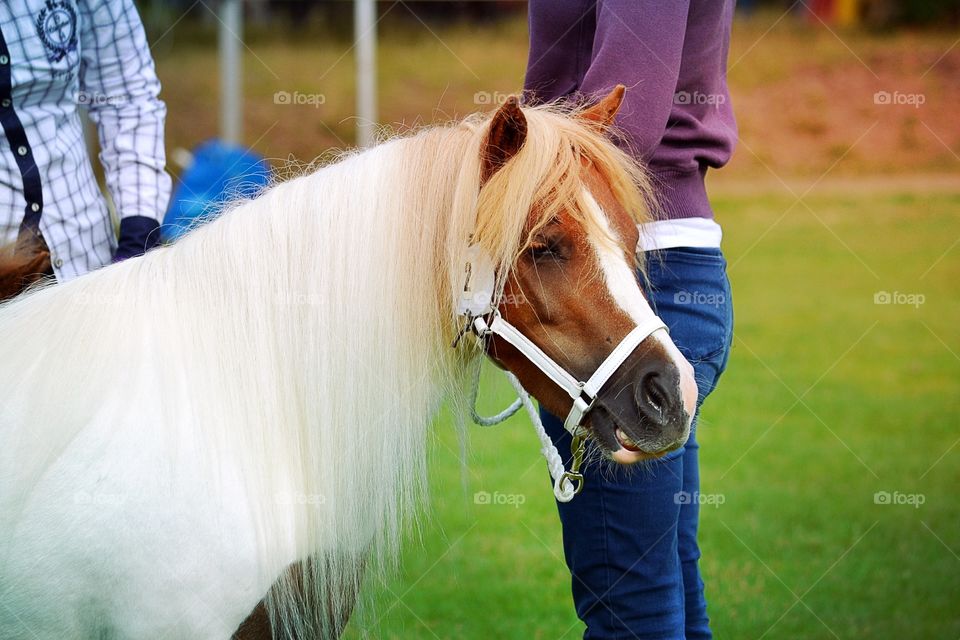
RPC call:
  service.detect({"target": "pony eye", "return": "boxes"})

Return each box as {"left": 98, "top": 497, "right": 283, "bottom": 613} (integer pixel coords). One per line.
{"left": 527, "top": 238, "right": 564, "bottom": 261}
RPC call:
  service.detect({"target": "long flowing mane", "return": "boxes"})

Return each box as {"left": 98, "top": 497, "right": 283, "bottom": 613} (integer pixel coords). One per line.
{"left": 0, "top": 104, "right": 652, "bottom": 637}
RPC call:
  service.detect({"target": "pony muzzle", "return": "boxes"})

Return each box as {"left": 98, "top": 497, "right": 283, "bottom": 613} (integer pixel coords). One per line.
{"left": 579, "top": 361, "right": 691, "bottom": 465}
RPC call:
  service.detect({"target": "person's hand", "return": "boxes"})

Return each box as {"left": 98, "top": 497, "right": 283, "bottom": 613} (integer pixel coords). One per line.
{"left": 113, "top": 216, "right": 161, "bottom": 263}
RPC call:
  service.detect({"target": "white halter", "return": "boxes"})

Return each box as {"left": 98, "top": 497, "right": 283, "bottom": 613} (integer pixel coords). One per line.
{"left": 456, "top": 245, "right": 667, "bottom": 500}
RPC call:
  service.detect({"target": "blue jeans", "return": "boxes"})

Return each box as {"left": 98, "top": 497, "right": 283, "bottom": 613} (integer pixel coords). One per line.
{"left": 541, "top": 246, "right": 733, "bottom": 639}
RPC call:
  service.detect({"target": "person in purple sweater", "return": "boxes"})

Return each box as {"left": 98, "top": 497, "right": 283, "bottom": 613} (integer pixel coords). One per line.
{"left": 524, "top": 2, "right": 737, "bottom": 638}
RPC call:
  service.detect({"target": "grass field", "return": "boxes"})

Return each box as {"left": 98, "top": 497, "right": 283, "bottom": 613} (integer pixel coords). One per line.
{"left": 335, "top": 190, "right": 960, "bottom": 640}
{"left": 147, "top": 8, "right": 960, "bottom": 638}
{"left": 327, "top": 189, "right": 960, "bottom": 639}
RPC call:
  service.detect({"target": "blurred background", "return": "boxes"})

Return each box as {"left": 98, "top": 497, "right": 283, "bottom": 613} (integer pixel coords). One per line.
{"left": 137, "top": 1, "right": 958, "bottom": 637}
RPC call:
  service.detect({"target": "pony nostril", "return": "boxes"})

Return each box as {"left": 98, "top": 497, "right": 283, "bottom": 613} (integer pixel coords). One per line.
{"left": 638, "top": 372, "right": 668, "bottom": 418}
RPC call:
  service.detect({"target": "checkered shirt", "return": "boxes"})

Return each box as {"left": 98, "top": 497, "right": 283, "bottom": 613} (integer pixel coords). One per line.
{"left": 0, "top": 0, "right": 171, "bottom": 280}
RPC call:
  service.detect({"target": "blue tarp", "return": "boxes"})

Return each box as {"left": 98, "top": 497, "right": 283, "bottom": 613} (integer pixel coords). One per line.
{"left": 161, "top": 139, "right": 271, "bottom": 243}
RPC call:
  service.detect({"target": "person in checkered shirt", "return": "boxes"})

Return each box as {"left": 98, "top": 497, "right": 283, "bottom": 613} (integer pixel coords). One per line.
{"left": 0, "top": 0, "right": 171, "bottom": 286}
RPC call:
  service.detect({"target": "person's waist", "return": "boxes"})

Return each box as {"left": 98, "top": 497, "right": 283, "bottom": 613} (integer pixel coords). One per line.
{"left": 636, "top": 167, "right": 718, "bottom": 250}
{"left": 649, "top": 166, "right": 714, "bottom": 221}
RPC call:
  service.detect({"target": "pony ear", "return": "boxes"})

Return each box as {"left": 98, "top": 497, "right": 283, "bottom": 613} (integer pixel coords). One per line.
{"left": 580, "top": 84, "right": 626, "bottom": 129}
{"left": 480, "top": 96, "right": 528, "bottom": 184}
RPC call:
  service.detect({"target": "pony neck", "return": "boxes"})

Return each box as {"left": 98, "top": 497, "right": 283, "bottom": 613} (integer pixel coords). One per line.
{"left": 152, "top": 129, "right": 479, "bottom": 557}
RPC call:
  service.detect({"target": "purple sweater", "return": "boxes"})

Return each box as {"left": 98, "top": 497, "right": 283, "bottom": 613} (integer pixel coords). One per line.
{"left": 524, "top": 0, "right": 737, "bottom": 220}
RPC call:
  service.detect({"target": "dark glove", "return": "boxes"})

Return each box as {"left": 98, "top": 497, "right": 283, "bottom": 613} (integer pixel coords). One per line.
{"left": 114, "top": 216, "right": 161, "bottom": 263}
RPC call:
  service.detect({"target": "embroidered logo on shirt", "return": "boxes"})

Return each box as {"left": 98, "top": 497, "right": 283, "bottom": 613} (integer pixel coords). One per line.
{"left": 35, "top": 0, "right": 78, "bottom": 64}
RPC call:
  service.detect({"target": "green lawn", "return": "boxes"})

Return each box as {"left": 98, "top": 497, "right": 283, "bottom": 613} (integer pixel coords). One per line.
{"left": 342, "top": 190, "right": 960, "bottom": 639}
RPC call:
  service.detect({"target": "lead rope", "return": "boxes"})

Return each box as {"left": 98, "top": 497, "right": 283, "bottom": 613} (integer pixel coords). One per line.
{"left": 468, "top": 359, "right": 585, "bottom": 502}
{"left": 467, "top": 356, "right": 522, "bottom": 425}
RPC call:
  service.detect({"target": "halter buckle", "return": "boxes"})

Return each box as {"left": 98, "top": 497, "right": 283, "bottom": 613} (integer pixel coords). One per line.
{"left": 559, "top": 471, "right": 585, "bottom": 497}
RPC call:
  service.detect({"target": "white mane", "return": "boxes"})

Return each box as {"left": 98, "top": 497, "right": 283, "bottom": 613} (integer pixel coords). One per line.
{"left": 0, "top": 105, "right": 653, "bottom": 638}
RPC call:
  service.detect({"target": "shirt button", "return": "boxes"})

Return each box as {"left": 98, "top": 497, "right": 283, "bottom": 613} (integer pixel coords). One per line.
{"left": 30, "top": 202, "right": 40, "bottom": 212}
{"left": 0, "top": 55, "right": 8, "bottom": 65}
{"left": 1, "top": 99, "right": 9, "bottom": 108}
{"left": 54, "top": 258, "right": 63, "bottom": 268}
{"left": 17, "top": 145, "right": 28, "bottom": 156}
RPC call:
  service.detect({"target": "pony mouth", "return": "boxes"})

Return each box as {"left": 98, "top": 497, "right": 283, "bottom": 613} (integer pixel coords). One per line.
{"left": 615, "top": 427, "right": 643, "bottom": 452}
{"left": 589, "top": 409, "right": 666, "bottom": 465}
{"left": 610, "top": 426, "right": 671, "bottom": 464}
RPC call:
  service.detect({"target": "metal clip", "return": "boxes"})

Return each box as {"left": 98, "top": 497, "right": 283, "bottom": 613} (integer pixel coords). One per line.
{"left": 560, "top": 470, "right": 585, "bottom": 496}
{"left": 563, "top": 432, "right": 587, "bottom": 496}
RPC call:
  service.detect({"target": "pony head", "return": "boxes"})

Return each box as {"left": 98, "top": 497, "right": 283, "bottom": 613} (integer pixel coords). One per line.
{"left": 464, "top": 87, "right": 697, "bottom": 463}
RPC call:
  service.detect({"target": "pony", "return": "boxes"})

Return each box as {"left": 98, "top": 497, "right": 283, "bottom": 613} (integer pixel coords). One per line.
{"left": 0, "top": 87, "right": 697, "bottom": 639}
{"left": 0, "top": 233, "right": 51, "bottom": 302}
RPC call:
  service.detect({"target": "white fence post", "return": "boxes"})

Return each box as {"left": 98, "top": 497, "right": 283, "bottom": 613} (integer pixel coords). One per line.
{"left": 354, "top": 0, "right": 377, "bottom": 148}
{"left": 220, "top": 0, "right": 243, "bottom": 145}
